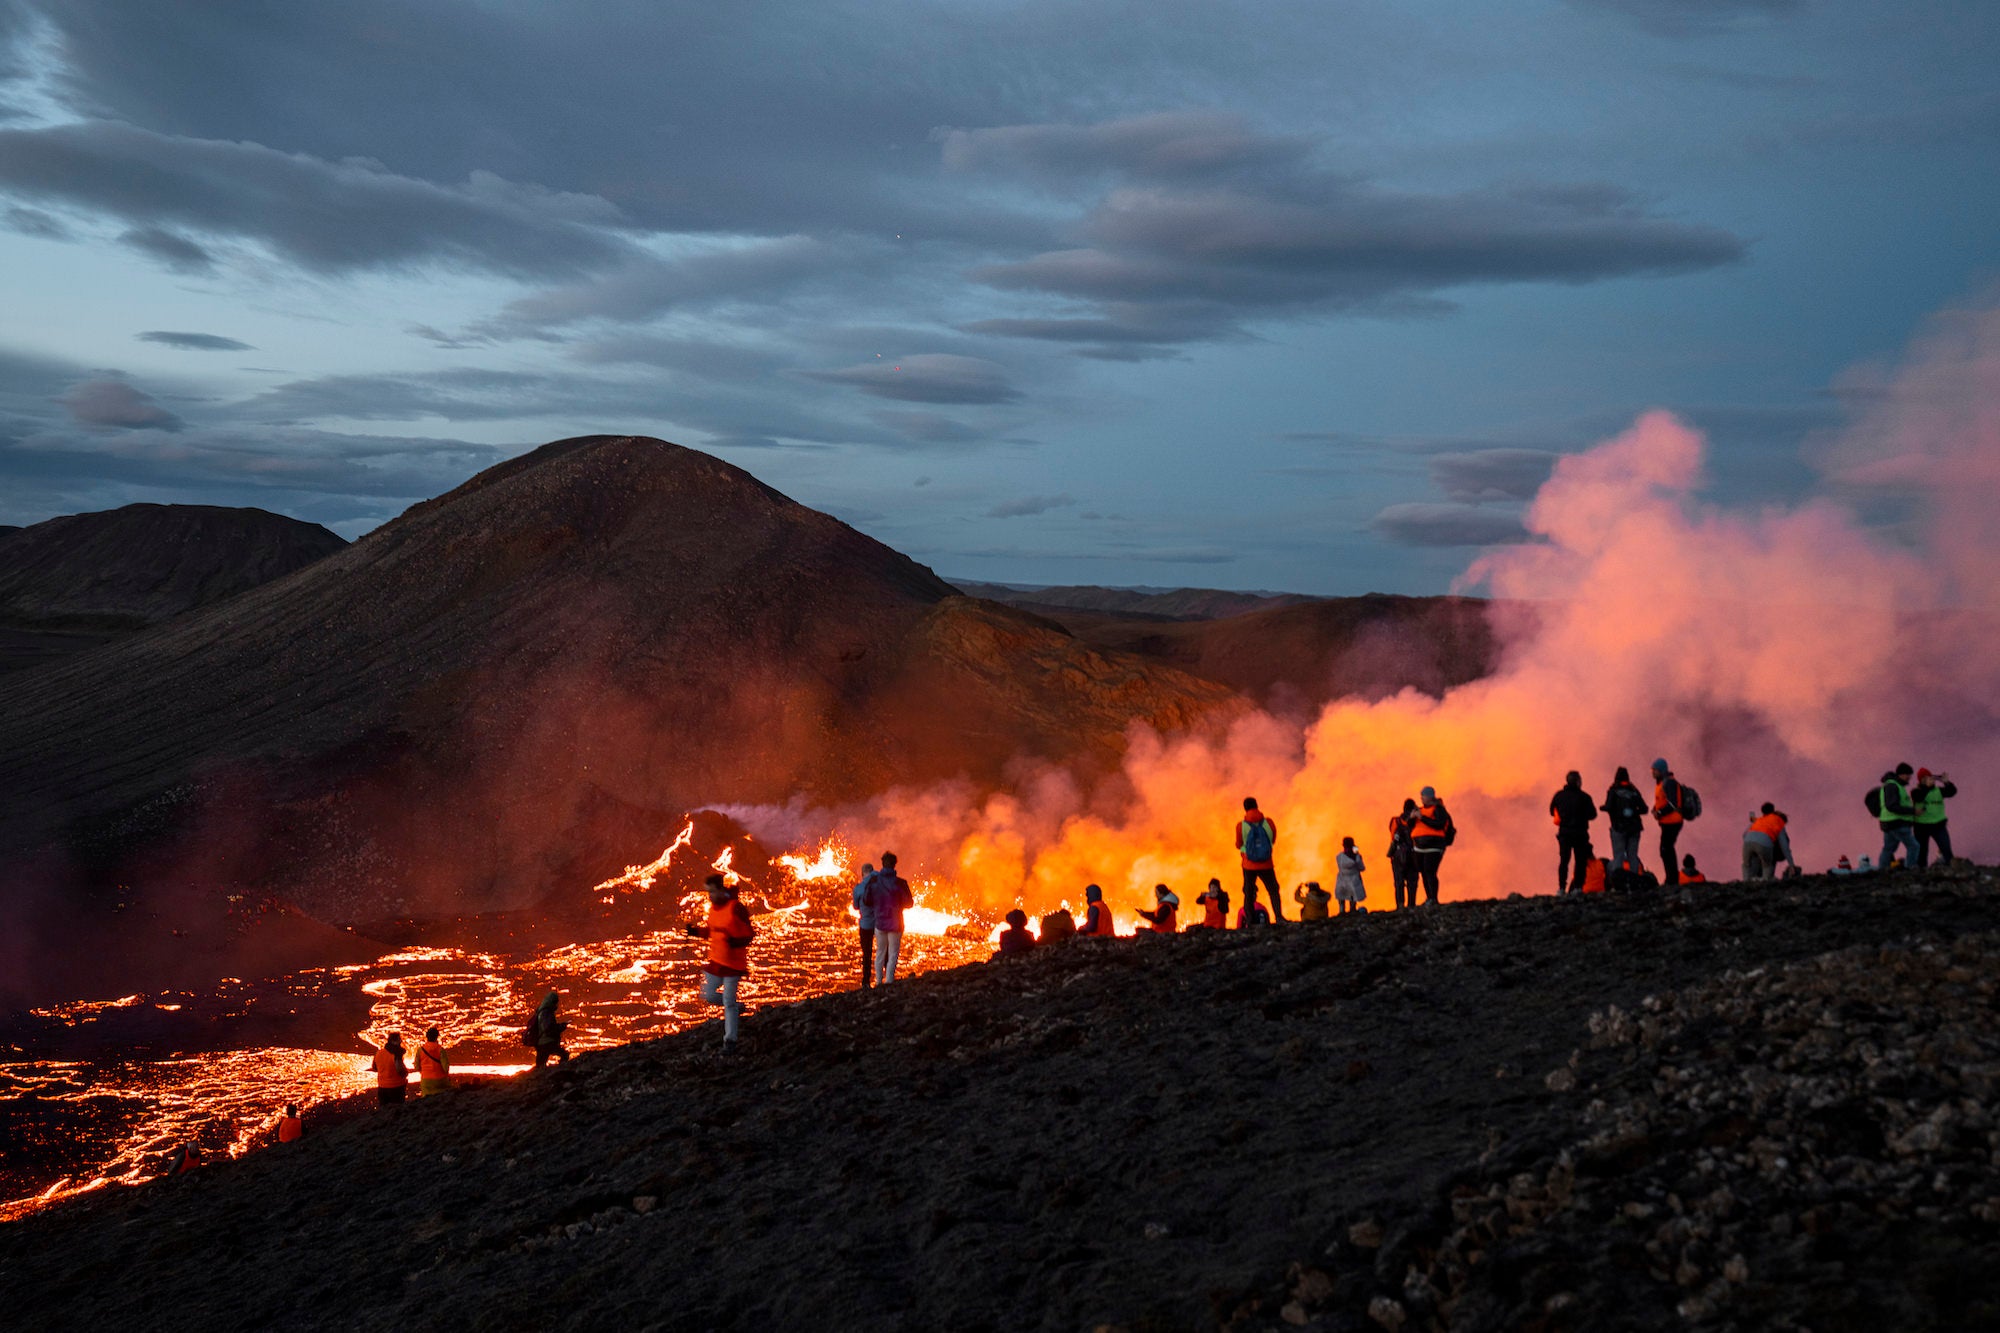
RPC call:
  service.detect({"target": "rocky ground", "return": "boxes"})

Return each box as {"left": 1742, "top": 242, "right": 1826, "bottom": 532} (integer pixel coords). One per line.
{"left": 2, "top": 868, "right": 1996, "bottom": 1332}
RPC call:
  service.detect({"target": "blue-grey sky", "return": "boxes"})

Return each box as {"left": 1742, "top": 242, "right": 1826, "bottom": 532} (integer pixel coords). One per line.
{"left": 0, "top": 0, "right": 1994, "bottom": 594}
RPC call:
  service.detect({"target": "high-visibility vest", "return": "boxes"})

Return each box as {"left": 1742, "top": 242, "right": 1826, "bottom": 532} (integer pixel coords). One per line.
{"left": 1681, "top": 869, "right": 1708, "bottom": 883}
{"left": 278, "top": 1115, "right": 303, "bottom": 1143}
{"left": 1914, "top": 787, "right": 1949, "bottom": 825}
{"left": 1148, "top": 904, "right": 1177, "bottom": 934}
{"left": 417, "top": 1042, "right": 448, "bottom": 1081}
{"left": 1413, "top": 804, "right": 1452, "bottom": 848}
{"left": 1084, "top": 902, "right": 1116, "bottom": 936}
{"left": 373, "top": 1049, "right": 407, "bottom": 1088}
{"left": 707, "top": 900, "right": 753, "bottom": 972}
{"left": 1654, "top": 781, "right": 1684, "bottom": 825}
{"left": 1749, "top": 812, "right": 1786, "bottom": 841}
{"left": 1877, "top": 780, "right": 1912, "bottom": 826}
{"left": 1200, "top": 896, "right": 1226, "bottom": 929}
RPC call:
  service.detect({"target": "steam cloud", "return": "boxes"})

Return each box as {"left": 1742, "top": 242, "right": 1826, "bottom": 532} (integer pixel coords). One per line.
{"left": 752, "top": 297, "right": 2000, "bottom": 915}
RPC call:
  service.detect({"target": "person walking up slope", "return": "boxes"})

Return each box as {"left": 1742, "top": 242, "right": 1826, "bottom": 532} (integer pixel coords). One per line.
{"left": 1333, "top": 837, "right": 1366, "bottom": 915}
{"left": 865, "top": 853, "right": 914, "bottom": 983}
{"left": 1549, "top": 771, "right": 1599, "bottom": 894}
{"left": 1235, "top": 798, "right": 1286, "bottom": 921}
{"left": 1410, "top": 787, "right": 1455, "bottom": 904}
{"left": 687, "top": 873, "right": 755, "bottom": 1051}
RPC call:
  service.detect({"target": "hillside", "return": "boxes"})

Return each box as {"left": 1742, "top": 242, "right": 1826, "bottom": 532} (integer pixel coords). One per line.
{"left": 0, "top": 504, "right": 346, "bottom": 672}
{"left": 952, "top": 581, "right": 1321, "bottom": 623}
{"left": 0, "top": 437, "right": 1232, "bottom": 923}
{"left": 2, "top": 869, "right": 1994, "bottom": 1332}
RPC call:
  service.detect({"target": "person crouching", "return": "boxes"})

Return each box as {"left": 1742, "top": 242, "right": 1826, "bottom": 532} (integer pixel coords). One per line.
{"left": 687, "top": 873, "right": 755, "bottom": 1053}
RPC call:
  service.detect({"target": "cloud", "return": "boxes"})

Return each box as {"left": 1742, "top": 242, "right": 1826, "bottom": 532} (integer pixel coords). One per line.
{"left": 137, "top": 330, "right": 253, "bottom": 351}
{"left": 935, "top": 111, "right": 1309, "bottom": 182}
{"left": 1569, "top": 0, "right": 1804, "bottom": 37}
{"left": 987, "top": 493, "right": 1074, "bottom": 518}
{"left": 58, "top": 377, "right": 182, "bottom": 430}
{"left": 1428, "top": 449, "right": 1559, "bottom": 503}
{"left": 3, "top": 204, "right": 67, "bottom": 238}
{"left": 117, "top": 224, "right": 214, "bottom": 272}
{"left": 1370, "top": 502, "right": 1532, "bottom": 547}
{"left": 0, "top": 120, "right": 632, "bottom": 278}
{"left": 802, "top": 354, "right": 1020, "bottom": 405}
{"left": 873, "top": 410, "right": 987, "bottom": 444}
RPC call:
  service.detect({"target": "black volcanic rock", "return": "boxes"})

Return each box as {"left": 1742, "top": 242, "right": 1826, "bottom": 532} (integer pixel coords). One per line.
{"left": 0, "top": 503, "right": 345, "bottom": 630}
{"left": 0, "top": 437, "right": 1232, "bottom": 920}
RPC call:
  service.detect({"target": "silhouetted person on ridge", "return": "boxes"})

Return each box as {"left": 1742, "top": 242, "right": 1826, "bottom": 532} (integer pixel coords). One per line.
{"left": 1235, "top": 797, "right": 1285, "bottom": 921}
{"left": 1912, "top": 768, "right": 1957, "bottom": 868}
{"left": 1388, "top": 798, "right": 1419, "bottom": 910}
{"left": 1603, "top": 767, "right": 1648, "bottom": 875}
{"left": 1134, "top": 884, "right": 1180, "bottom": 933}
{"left": 1195, "top": 878, "right": 1230, "bottom": 929}
{"left": 1742, "top": 803, "right": 1792, "bottom": 880}
{"left": 1873, "top": 764, "right": 1918, "bottom": 870}
{"left": 993, "top": 909, "right": 1036, "bottom": 957}
{"left": 1549, "top": 770, "right": 1599, "bottom": 895}
{"left": 864, "top": 853, "right": 914, "bottom": 984}
{"left": 1410, "top": 787, "right": 1455, "bottom": 904}
{"left": 1679, "top": 854, "right": 1708, "bottom": 884}
{"left": 1334, "top": 837, "right": 1367, "bottom": 914}
{"left": 1651, "top": 758, "right": 1695, "bottom": 887}
{"left": 277, "top": 1103, "right": 303, "bottom": 1143}
{"left": 372, "top": 1032, "right": 409, "bottom": 1105}
{"left": 1081, "top": 883, "right": 1117, "bottom": 936}
{"left": 526, "top": 991, "right": 569, "bottom": 1068}
{"left": 851, "top": 860, "right": 877, "bottom": 989}
{"left": 1294, "top": 880, "right": 1330, "bottom": 921}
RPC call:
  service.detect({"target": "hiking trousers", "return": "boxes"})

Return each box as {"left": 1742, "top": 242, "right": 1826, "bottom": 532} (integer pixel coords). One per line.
{"left": 1916, "top": 822, "right": 1953, "bottom": 868}
{"left": 1556, "top": 831, "right": 1592, "bottom": 893}
{"left": 1742, "top": 834, "right": 1776, "bottom": 881}
{"left": 1413, "top": 850, "right": 1443, "bottom": 904}
{"left": 874, "top": 929, "right": 904, "bottom": 984}
{"left": 858, "top": 926, "right": 875, "bottom": 988}
{"left": 1391, "top": 856, "right": 1418, "bottom": 909}
{"left": 1659, "top": 823, "right": 1682, "bottom": 886}
{"left": 1608, "top": 827, "right": 1643, "bottom": 874}
{"left": 700, "top": 971, "right": 741, "bottom": 1041}
{"left": 1241, "top": 866, "right": 1284, "bottom": 919}
{"left": 1879, "top": 823, "right": 1919, "bottom": 870}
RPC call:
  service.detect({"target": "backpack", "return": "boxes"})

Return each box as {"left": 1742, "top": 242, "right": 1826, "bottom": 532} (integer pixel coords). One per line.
{"left": 1677, "top": 784, "right": 1702, "bottom": 821}
{"left": 1240, "top": 818, "right": 1274, "bottom": 863}
{"left": 520, "top": 1021, "right": 538, "bottom": 1049}
{"left": 1611, "top": 786, "right": 1647, "bottom": 823}
{"left": 1863, "top": 785, "right": 1883, "bottom": 818}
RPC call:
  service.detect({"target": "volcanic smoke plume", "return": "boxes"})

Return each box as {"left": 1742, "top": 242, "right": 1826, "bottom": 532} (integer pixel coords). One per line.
{"left": 786, "top": 298, "right": 2000, "bottom": 913}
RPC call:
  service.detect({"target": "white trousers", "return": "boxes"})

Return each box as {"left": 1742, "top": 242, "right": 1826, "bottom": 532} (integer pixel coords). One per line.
{"left": 873, "top": 930, "right": 904, "bottom": 985}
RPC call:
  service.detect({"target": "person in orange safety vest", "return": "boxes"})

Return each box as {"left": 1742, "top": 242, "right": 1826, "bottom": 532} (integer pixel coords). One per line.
{"left": 416, "top": 1026, "right": 450, "bottom": 1095}
{"left": 1134, "top": 883, "right": 1179, "bottom": 933}
{"left": 1194, "top": 879, "right": 1229, "bottom": 929}
{"left": 1081, "top": 883, "right": 1117, "bottom": 936}
{"left": 686, "top": 873, "right": 754, "bottom": 1053}
{"left": 277, "top": 1104, "right": 303, "bottom": 1143}
{"left": 1679, "top": 854, "right": 1709, "bottom": 885}
{"left": 372, "top": 1032, "right": 409, "bottom": 1106}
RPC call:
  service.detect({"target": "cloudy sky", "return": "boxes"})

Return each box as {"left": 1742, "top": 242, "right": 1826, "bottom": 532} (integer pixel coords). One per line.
{"left": 0, "top": 1, "right": 1994, "bottom": 593}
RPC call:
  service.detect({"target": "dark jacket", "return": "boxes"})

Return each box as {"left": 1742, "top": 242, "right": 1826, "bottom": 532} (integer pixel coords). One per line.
{"left": 1603, "top": 781, "right": 1648, "bottom": 833}
{"left": 995, "top": 926, "right": 1036, "bottom": 956}
{"left": 864, "top": 871, "right": 914, "bottom": 933}
{"left": 1549, "top": 785, "right": 1598, "bottom": 833}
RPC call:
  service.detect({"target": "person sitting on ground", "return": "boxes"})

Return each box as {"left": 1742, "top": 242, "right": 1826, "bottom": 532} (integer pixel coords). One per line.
{"left": 1081, "top": 883, "right": 1117, "bottom": 937}
{"left": 1134, "top": 884, "right": 1180, "bottom": 933}
{"left": 372, "top": 1032, "right": 410, "bottom": 1105}
{"left": 1039, "top": 905, "right": 1076, "bottom": 943}
{"left": 1679, "top": 854, "right": 1708, "bottom": 884}
{"left": 687, "top": 872, "right": 755, "bottom": 1052}
{"left": 1236, "top": 896, "right": 1272, "bottom": 928}
{"left": 1195, "top": 879, "right": 1229, "bottom": 929}
{"left": 526, "top": 991, "right": 570, "bottom": 1068}
{"left": 416, "top": 1026, "right": 450, "bottom": 1095}
{"left": 993, "top": 908, "right": 1036, "bottom": 957}
{"left": 1742, "top": 803, "right": 1792, "bottom": 881}
{"left": 278, "top": 1103, "right": 303, "bottom": 1143}
{"left": 1293, "top": 880, "right": 1330, "bottom": 921}
{"left": 1334, "top": 837, "right": 1367, "bottom": 915}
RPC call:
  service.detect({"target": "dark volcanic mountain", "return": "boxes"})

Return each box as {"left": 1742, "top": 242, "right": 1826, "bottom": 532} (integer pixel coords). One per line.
{"left": 0, "top": 503, "right": 346, "bottom": 630}
{"left": 952, "top": 579, "right": 1320, "bottom": 622}
{"left": 0, "top": 437, "right": 1231, "bottom": 923}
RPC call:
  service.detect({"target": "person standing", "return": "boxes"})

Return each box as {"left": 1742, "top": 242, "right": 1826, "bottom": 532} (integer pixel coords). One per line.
{"left": 1548, "top": 771, "right": 1599, "bottom": 895}
{"left": 1875, "top": 764, "right": 1920, "bottom": 870}
{"left": 1195, "top": 878, "right": 1230, "bottom": 929}
{"left": 686, "top": 873, "right": 755, "bottom": 1052}
{"left": 416, "top": 1026, "right": 450, "bottom": 1096}
{"left": 1602, "top": 768, "right": 1648, "bottom": 875}
{"left": 1650, "top": 759, "right": 1687, "bottom": 887}
{"left": 372, "top": 1032, "right": 409, "bottom": 1106}
{"left": 1388, "top": 799, "right": 1419, "bottom": 910}
{"left": 1235, "top": 798, "right": 1286, "bottom": 921}
{"left": 1742, "top": 804, "right": 1792, "bottom": 881}
{"left": 1912, "top": 768, "right": 1958, "bottom": 868}
{"left": 526, "top": 991, "right": 570, "bottom": 1068}
{"left": 1410, "top": 787, "right": 1455, "bottom": 905}
{"left": 865, "top": 853, "right": 913, "bottom": 985}
{"left": 1333, "top": 838, "right": 1367, "bottom": 916}
{"left": 851, "top": 861, "right": 877, "bottom": 989}
{"left": 1081, "top": 883, "right": 1117, "bottom": 936}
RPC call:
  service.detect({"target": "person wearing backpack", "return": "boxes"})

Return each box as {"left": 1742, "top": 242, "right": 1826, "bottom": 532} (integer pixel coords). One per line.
{"left": 1650, "top": 759, "right": 1701, "bottom": 887}
{"left": 1410, "top": 787, "right": 1455, "bottom": 904}
{"left": 1602, "top": 768, "right": 1648, "bottom": 875}
{"left": 1388, "top": 798, "right": 1419, "bottom": 910}
{"left": 525, "top": 991, "right": 570, "bottom": 1068}
{"left": 1912, "top": 768, "right": 1957, "bottom": 868}
{"left": 851, "top": 861, "right": 877, "bottom": 989}
{"left": 864, "top": 852, "right": 914, "bottom": 984}
{"left": 1548, "top": 771, "right": 1599, "bottom": 894}
{"left": 1873, "top": 764, "right": 1919, "bottom": 870}
{"left": 1235, "top": 797, "right": 1285, "bottom": 920}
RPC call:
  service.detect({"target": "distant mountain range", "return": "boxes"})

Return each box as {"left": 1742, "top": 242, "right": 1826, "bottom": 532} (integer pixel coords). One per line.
{"left": 949, "top": 580, "right": 1320, "bottom": 623}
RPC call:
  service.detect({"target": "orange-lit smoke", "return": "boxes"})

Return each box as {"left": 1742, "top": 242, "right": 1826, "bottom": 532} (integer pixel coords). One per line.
{"left": 757, "top": 298, "right": 2000, "bottom": 911}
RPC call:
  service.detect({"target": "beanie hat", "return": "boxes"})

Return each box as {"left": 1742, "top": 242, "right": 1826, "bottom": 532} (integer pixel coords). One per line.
{"left": 1420, "top": 786, "right": 1437, "bottom": 802}
{"left": 1084, "top": 883, "right": 1102, "bottom": 902}
{"left": 1836, "top": 855, "right": 1852, "bottom": 870}
{"left": 1651, "top": 758, "right": 1669, "bottom": 775}
{"left": 1917, "top": 768, "right": 1933, "bottom": 782}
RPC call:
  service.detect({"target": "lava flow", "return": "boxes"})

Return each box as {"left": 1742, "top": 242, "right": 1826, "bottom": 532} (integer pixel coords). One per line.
{"left": 0, "top": 831, "right": 984, "bottom": 1221}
